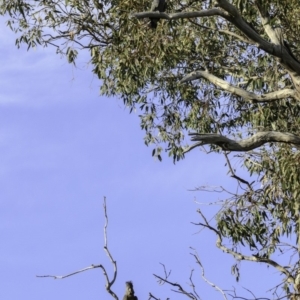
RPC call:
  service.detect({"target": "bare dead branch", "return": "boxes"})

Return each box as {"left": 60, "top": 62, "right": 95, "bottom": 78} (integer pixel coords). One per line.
{"left": 190, "top": 248, "right": 227, "bottom": 300}
{"left": 37, "top": 197, "right": 119, "bottom": 300}
{"left": 36, "top": 264, "right": 104, "bottom": 279}
{"left": 148, "top": 292, "right": 161, "bottom": 300}
{"left": 228, "top": 286, "right": 291, "bottom": 300}
{"left": 154, "top": 264, "right": 199, "bottom": 299}
{"left": 159, "top": 263, "right": 171, "bottom": 280}
{"left": 102, "top": 197, "right": 118, "bottom": 299}
{"left": 153, "top": 273, "right": 198, "bottom": 299}
{"left": 188, "top": 269, "right": 201, "bottom": 300}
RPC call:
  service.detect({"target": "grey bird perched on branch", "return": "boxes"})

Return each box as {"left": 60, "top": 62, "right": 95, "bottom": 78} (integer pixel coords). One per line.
{"left": 123, "top": 281, "right": 138, "bottom": 300}
{"left": 150, "top": 0, "right": 167, "bottom": 29}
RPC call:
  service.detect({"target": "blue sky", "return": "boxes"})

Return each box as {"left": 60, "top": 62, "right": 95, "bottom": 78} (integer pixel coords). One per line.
{"left": 0, "top": 22, "right": 280, "bottom": 300}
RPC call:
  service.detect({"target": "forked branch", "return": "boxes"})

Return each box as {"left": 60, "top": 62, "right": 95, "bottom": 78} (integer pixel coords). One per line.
{"left": 194, "top": 209, "right": 295, "bottom": 284}
{"left": 190, "top": 248, "right": 228, "bottom": 300}
{"left": 37, "top": 197, "right": 119, "bottom": 300}
{"left": 153, "top": 272, "right": 199, "bottom": 300}
{"left": 153, "top": 252, "right": 228, "bottom": 300}
{"left": 133, "top": 0, "right": 300, "bottom": 76}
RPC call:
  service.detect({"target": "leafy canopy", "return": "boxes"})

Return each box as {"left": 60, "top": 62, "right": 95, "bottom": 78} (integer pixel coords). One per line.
{"left": 2, "top": 0, "right": 300, "bottom": 297}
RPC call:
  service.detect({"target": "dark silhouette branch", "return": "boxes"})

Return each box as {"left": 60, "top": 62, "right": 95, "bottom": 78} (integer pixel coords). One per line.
{"left": 153, "top": 273, "right": 198, "bottom": 299}
{"left": 148, "top": 293, "right": 160, "bottom": 300}
{"left": 222, "top": 152, "right": 253, "bottom": 191}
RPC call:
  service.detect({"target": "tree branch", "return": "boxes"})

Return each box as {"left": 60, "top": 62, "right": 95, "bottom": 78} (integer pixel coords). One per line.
{"left": 37, "top": 197, "right": 119, "bottom": 300}
{"left": 153, "top": 264, "right": 198, "bottom": 299}
{"left": 216, "top": 0, "right": 300, "bottom": 75}
{"left": 254, "top": 1, "right": 281, "bottom": 46}
{"left": 187, "top": 19, "right": 252, "bottom": 44}
{"left": 36, "top": 264, "right": 105, "bottom": 279}
{"left": 185, "top": 132, "right": 300, "bottom": 152}
{"left": 148, "top": 292, "right": 160, "bottom": 300}
{"left": 222, "top": 151, "right": 253, "bottom": 191}
{"left": 101, "top": 197, "right": 118, "bottom": 300}
{"left": 153, "top": 273, "right": 198, "bottom": 299}
{"left": 132, "top": 8, "right": 229, "bottom": 21}
{"left": 180, "top": 70, "right": 299, "bottom": 102}
{"left": 254, "top": 0, "right": 300, "bottom": 90}
{"left": 190, "top": 249, "right": 228, "bottom": 300}
{"left": 133, "top": 1, "right": 300, "bottom": 76}
{"left": 195, "top": 209, "right": 295, "bottom": 284}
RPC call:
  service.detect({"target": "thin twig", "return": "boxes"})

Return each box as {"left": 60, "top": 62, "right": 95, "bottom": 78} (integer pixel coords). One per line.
{"left": 153, "top": 273, "right": 198, "bottom": 299}
{"left": 188, "top": 268, "right": 201, "bottom": 300}
{"left": 148, "top": 292, "right": 161, "bottom": 300}
{"left": 36, "top": 264, "right": 103, "bottom": 279}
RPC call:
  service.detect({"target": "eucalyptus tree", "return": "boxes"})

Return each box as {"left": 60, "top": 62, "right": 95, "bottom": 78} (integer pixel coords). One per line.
{"left": 2, "top": 1, "right": 300, "bottom": 299}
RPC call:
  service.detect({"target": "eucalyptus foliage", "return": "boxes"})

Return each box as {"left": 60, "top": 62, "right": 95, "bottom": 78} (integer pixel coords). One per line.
{"left": 2, "top": 0, "right": 300, "bottom": 298}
